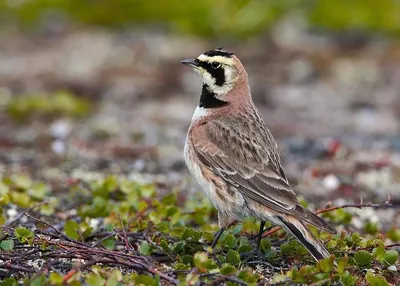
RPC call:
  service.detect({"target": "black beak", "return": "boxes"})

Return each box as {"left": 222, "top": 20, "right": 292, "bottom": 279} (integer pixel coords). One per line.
{"left": 180, "top": 58, "right": 200, "bottom": 68}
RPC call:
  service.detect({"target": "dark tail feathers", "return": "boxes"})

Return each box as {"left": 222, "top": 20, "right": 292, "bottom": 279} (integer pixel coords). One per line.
{"left": 278, "top": 216, "right": 331, "bottom": 261}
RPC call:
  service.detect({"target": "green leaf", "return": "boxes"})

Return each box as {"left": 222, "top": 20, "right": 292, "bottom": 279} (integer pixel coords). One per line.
{"left": 0, "top": 278, "right": 18, "bottom": 286}
{"left": 14, "top": 227, "right": 34, "bottom": 243}
{"left": 160, "top": 240, "right": 172, "bottom": 257}
{"left": 30, "top": 182, "right": 49, "bottom": 199}
{"left": 222, "top": 233, "right": 237, "bottom": 248}
{"left": 194, "top": 252, "right": 208, "bottom": 268}
{"left": 386, "top": 227, "right": 400, "bottom": 242}
{"left": 220, "top": 263, "right": 237, "bottom": 275}
{"left": 0, "top": 240, "right": 14, "bottom": 251}
{"left": 318, "top": 256, "right": 334, "bottom": 273}
{"left": 86, "top": 273, "right": 106, "bottom": 286}
{"left": 101, "top": 237, "right": 116, "bottom": 250}
{"left": 281, "top": 240, "right": 307, "bottom": 256}
{"left": 172, "top": 241, "right": 186, "bottom": 254}
{"left": 139, "top": 242, "right": 152, "bottom": 255}
{"left": 9, "top": 192, "right": 31, "bottom": 208}
{"left": 332, "top": 209, "right": 352, "bottom": 224}
{"left": 174, "top": 262, "right": 191, "bottom": 270}
{"left": 217, "top": 254, "right": 226, "bottom": 264}
{"left": 181, "top": 227, "right": 201, "bottom": 242}
{"left": 364, "top": 221, "right": 378, "bottom": 234}
{"left": 384, "top": 250, "right": 398, "bottom": 265}
{"left": 340, "top": 271, "right": 358, "bottom": 286}
{"left": 0, "top": 182, "right": 9, "bottom": 195}
{"left": 260, "top": 238, "right": 271, "bottom": 252}
{"left": 203, "top": 258, "right": 218, "bottom": 271}
{"left": 105, "top": 276, "right": 118, "bottom": 286}
{"left": 227, "top": 250, "right": 241, "bottom": 267}
{"left": 237, "top": 244, "right": 252, "bottom": 253}
{"left": 337, "top": 255, "right": 348, "bottom": 273}
{"left": 12, "top": 174, "right": 32, "bottom": 189}
{"left": 365, "top": 270, "right": 389, "bottom": 286}
{"left": 354, "top": 250, "right": 372, "bottom": 268}
{"left": 30, "top": 275, "right": 45, "bottom": 286}
{"left": 0, "top": 194, "right": 10, "bottom": 206}
{"left": 373, "top": 246, "right": 385, "bottom": 263}
{"left": 193, "top": 252, "right": 218, "bottom": 273}
{"left": 182, "top": 255, "right": 193, "bottom": 266}
{"left": 49, "top": 272, "right": 63, "bottom": 284}
{"left": 134, "top": 275, "right": 157, "bottom": 286}
{"left": 237, "top": 236, "right": 252, "bottom": 253}
{"left": 238, "top": 268, "right": 259, "bottom": 284}
{"left": 64, "top": 220, "right": 79, "bottom": 240}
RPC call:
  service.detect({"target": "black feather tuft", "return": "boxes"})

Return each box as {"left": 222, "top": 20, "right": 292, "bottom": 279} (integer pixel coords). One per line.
{"left": 203, "top": 49, "right": 235, "bottom": 58}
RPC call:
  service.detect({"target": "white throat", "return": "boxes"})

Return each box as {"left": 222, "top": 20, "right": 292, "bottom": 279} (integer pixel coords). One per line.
{"left": 191, "top": 106, "right": 209, "bottom": 121}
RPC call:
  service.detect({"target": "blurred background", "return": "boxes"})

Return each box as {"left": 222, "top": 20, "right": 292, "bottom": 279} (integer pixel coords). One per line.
{"left": 0, "top": 0, "right": 400, "bottom": 206}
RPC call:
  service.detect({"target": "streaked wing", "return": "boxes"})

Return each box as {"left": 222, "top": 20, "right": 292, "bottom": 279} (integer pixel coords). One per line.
{"left": 192, "top": 118, "right": 336, "bottom": 233}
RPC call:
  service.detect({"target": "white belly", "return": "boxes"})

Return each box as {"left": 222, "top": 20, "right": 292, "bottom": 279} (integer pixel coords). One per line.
{"left": 184, "top": 138, "right": 218, "bottom": 205}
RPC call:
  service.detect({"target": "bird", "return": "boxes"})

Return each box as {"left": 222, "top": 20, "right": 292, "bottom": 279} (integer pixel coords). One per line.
{"left": 181, "top": 48, "right": 337, "bottom": 261}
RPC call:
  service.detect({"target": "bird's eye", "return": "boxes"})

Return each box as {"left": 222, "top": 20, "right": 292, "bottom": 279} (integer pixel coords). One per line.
{"left": 211, "top": 62, "right": 221, "bottom": 69}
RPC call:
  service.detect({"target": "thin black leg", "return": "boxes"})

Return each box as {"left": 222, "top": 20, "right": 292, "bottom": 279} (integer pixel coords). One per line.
{"left": 211, "top": 227, "right": 226, "bottom": 248}
{"left": 256, "top": 221, "right": 266, "bottom": 249}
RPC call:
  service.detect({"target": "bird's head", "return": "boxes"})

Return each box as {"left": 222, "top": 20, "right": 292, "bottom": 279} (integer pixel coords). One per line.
{"left": 181, "top": 48, "right": 248, "bottom": 104}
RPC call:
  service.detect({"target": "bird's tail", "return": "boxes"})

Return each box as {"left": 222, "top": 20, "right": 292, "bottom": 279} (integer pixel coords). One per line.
{"left": 277, "top": 215, "right": 331, "bottom": 261}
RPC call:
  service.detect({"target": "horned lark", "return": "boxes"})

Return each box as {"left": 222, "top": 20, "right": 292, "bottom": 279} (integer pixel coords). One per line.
{"left": 181, "top": 48, "right": 336, "bottom": 261}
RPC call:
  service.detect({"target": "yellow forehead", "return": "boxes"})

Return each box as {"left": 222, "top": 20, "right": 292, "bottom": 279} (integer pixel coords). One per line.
{"left": 197, "top": 54, "right": 234, "bottom": 65}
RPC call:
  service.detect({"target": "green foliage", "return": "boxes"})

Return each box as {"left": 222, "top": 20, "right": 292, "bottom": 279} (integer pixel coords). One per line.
{"left": 354, "top": 250, "right": 372, "bottom": 268}
{"left": 280, "top": 240, "right": 308, "bottom": 257}
{"left": 227, "top": 250, "right": 241, "bottom": 267}
{"left": 0, "top": 278, "right": 18, "bottom": 286}
{"left": 324, "top": 208, "right": 353, "bottom": 225}
{"left": 49, "top": 272, "right": 63, "bottom": 285}
{"left": 371, "top": 246, "right": 398, "bottom": 265}
{"left": 1, "top": 171, "right": 398, "bottom": 285}
{"left": 193, "top": 252, "right": 218, "bottom": 273}
{"left": 6, "top": 91, "right": 91, "bottom": 122}
{"left": 14, "top": 227, "right": 34, "bottom": 244}
{"left": 1, "top": 174, "right": 53, "bottom": 209}
{"left": 2, "top": 0, "right": 400, "bottom": 38}
{"left": 365, "top": 270, "right": 389, "bottom": 286}
{"left": 317, "top": 256, "right": 334, "bottom": 273}
{"left": 386, "top": 227, "right": 400, "bottom": 242}
{"left": 220, "top": 263, "right": 237, "bottom": 275}
{"left": 139, "top": 241, "right": 152, "bottom": 255}
{"left": 86, "top": 273, "right": 106, "bottom": 286}
{"left": 364, "top": 221, "right": 379, "bottom": 234}
{"left": 0, "top": 239, "right": 14, "bottom": 251}
{"left": 340, "top": 271, "right": 358, "bottom": 286}
{"left": 308, "top": 0, "right": 400, "bottom": 35}
{"left": 64, "top": 220, "right": 79, "bottom": 240}
{"left": 384, "top": 250, "right": 398, "bottom": 265}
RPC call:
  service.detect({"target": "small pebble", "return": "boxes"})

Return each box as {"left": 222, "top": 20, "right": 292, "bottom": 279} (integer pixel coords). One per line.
{"left": 51, "top": 140, "right": 66, "bottom": 155}
{"left": 50, "top": 120, "right": 71, "bottom": 139}
{"left": 322, "top": 174, "right": 340, "bottom": 191}
{"left": 7, "top": 208, "right": 18, "bottom": 220}
{"left": 89, "top": 218, "right": 100, "bottom": 229}
{"left": 387, "top": 265, "right": 397, "bottom": 272}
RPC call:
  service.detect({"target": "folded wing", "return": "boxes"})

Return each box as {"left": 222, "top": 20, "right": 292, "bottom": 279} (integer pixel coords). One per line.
{"left": 192, "top": 119, "right": 336, "bottom": 234}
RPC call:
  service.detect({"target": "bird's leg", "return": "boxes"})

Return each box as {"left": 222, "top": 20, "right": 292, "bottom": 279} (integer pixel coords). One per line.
{"left": 256, "top": 221, "right": 266, "bottom": 250}
{"left": 211, "top": 226, "right": 226, "bottom": 248}
{"left": 241, "top": 221, "right": 274, "bottom": 262}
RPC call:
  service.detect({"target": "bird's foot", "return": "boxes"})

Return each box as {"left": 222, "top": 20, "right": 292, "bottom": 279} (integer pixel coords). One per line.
{"left": 240, "top": 247, "right": 265, "bottom": 262}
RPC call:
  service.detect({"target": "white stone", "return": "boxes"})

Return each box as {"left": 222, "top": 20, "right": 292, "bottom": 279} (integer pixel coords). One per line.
{"left": 322, "top": 174, "right": 340, "bottom": 191}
